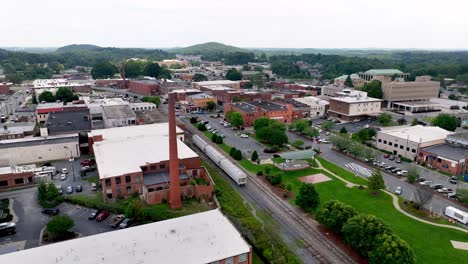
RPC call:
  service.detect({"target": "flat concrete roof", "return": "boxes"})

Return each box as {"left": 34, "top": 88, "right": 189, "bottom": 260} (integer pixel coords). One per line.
{"left": 194, "top": 80, "right": 238, "bottom": 86}
{"left": 102, "top": 105, "right": 136, "bottom": 119}
{"left": 421, "top": 143, "right": 468, "bottom": 162}
{"left": 46, "top": 110, "right": 92, "bottom": 134}
{"left": 0, "top": 134, "right": 78, "bottom": 149}
{"left": 330, "top": 96, "right": 382, "bottom": 103}
{"left": 88, "top": 123, "right": 183, "bottom": 142}
{"left": 0, "top": 210, "right": 251, "bottom": 264}
{"left": 378, "top": 125, "right": 453, "bottom": 143}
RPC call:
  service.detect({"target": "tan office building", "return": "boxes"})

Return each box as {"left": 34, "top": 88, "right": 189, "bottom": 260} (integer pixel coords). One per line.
{"left": 382, "top": 77, "right": 440, "bottom": 107}
{"left": 328, "top": 93, "right": 382, "bottom": 121}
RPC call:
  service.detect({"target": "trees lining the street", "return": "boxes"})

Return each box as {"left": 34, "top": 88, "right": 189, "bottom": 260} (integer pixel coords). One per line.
{"left": 431, "top": 113, "right": 460, "bottom": 131}
{"left": 254, "top": 118, "right": 288, "bottom": 147}
{"left": 226, "top": 111, "right": 244, "bottom": 129}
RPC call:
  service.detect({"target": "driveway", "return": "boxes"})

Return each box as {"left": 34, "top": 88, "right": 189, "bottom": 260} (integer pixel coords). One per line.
{"left": 51, "top": 158, "right": 99, "bottom": 196}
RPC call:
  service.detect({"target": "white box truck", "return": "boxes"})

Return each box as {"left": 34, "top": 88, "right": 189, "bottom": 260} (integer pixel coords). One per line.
{"left": 445, "top": 206, "right": 468, "bottom": 224}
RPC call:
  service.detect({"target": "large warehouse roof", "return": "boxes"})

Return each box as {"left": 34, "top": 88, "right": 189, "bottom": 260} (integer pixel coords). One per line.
{"left": 379, "top": 125, "right": 453, "bottom": 143}
{"left": 88, "top": 123, "right": 183, "bottom": 142}
{"left": 0, "top": 210, "right": 251, "bottom": 264}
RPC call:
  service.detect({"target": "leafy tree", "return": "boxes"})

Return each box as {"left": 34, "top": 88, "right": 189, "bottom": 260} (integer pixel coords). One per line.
{"left": 197, "top": 123, "right": 207, "bottom": 131}
{"left": 411, "top": 118, "right": 419, "bottom": 126}
{"left": 254, "top": 66, "right": 263, "bottom": 72}
{"left": 192, "top": 73, "right": 207, "bottom": 82}
{"left": 211, "top": 133, "right": 218, "bottom": 143}
{"left": 414, "top": 188, "right": 433, "bottom": 210}
{"left": 369, "top": 167, "right": 385, "bottom": 193}
{"left": 234, "top": 149, "right": 243, "bottom": 160}
{"left": 91, "top": 61, "right": 119, "bottom": 79}
{"left": 348, "top": 142, "right": 365, "bottom": 159}
{"left": 250, "top": 72, "right": 265, "bottom": 88}
{"left": 251, "top": 150, "right": 259, "bottom": 161}
{"left": 125, "top": 200, "right": 142, "bottom": 218}
{"left": 55, "top": 87, "right": 76, "bottom": 103}
{"left": 142, "top": 96, "right": 161, "bottom": 108}
{"left": 189, "top": 116, "right": 198, "bottom": 123}
{"left": 377, "top": 113, "right": 393, "bottom": 126}
{"left": 225, "top": 68, "right": 243, "bottom": 81}
{"left": 206, "top": 101, "right": 216, "bottom": 111}
{"left": 316, "top": 200, "right": 358, "bottom": 234}
{"left": 38, "top": 91, "right": 56, "bottom": 103}
{"left": 353, "top": 128, "right": 376, "bottom": 142}
{"left": 321, "top": 121, "right": 335, "bottom": 131}
{"left": 340, "top": 127, "right": 348, "bottom": 134}
{"left": 254, "top": 117, "right": 271, "bottom": 130}
{"left": 242, "top": 64, "right": 251, "bottom": 71}
{"left": 270, "top": 129, "right": 288, "bottom": 146}
{"left": 293, "top": 119, "right": 310, "bottom": 133}
{"left": 224, "top": 52, "right": 255, "bottom": 65}
{"left": 341, "top": 214, "right": 392, "bottom": 258}
{"left": 47, "top": 215, "right": 74, "bottom": 240}
{"left": 215, "top": 135, "right": 223, "bottom": 144}
{"left": 143, "top": 62, "right": 161, "bottom": 78}
{"left": 229, "top": 147, "right": 237, "bottom": 157}
{"left": 344, "top": 75, "right": 354, "bottom": 87}
{"left": 330, "top": 135, "right": 350, "bottom": 151}
{"left": 255, "top": 119, "right": 288, "bottom": 146}
{"left": 432, "top": 113, "right": 460, "bottom": 131}
{"left": 406, "top": 165, "right": 420, "bottom": 183}
{"left": 158, "top": 66, "right": 172, "bottom": 79}
{"left": 304, "top": 127, "right": 320, "bottom": 138}
{"left": 448, "top": 94, "right": 459, "bottom": 100}
{"left": 295, "top": 183, "right": 320, "bottom": 210}
{"left": 369, "top": 233, "right": 415, "bottom": 264}
{"left": 292, "top": 140, "right": 304, "bottom": 149}
{"left": 226, "top": 111, "right": 244, "bottom": 129}
{"left": 125, "top": 60, "right": 146, "bottom": 78}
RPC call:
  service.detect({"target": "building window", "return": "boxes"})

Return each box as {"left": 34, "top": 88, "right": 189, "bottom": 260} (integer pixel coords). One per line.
{"left": 115, "top": 177, "right": 121, "bottom": 185}
{"left": 378, "top": 139, "right": 382, "bottom": 143}
{"left": 0, "top": 180, "right": 7, "bottom": 187}
{"left": 437, "top": 158, "right": 442, "bottom": 163}
{"left": 150, "top": 165, "right": 157, "bottom": 171}
{"left": 412, "top": 149, "right": 416, "bottom": 153}
{"left": 160, "top": 164, "right": 166, "bottom": 169}
{"left": 105, "top": 179, "right": 111, "bottom": 186}
{"left": 28, "top": 177, "right": 33, "bottom": 183}
{"left": 106, "top": 192, "right": 113, "bottom": 199}
{"left": 383, "top": 140, "right": 387, "bottom": 144}
{"left": 14, "top": 178, "right": 24, "bottom": 185}
{"left": 400, "top": 146, "right": 404, "bottom": 149}
{"left": 141, "top": 166, "right": 148, "bottom": 172}
{"left": 238, "top": 253, "right": 248, "bottom": 263}
{"left": 125, "top": 175, "right": 131, "bottom": 183}
{"left": 389, "top": 142, "right": 393, "bottom": 146}
{"left": 126, "top": 186, "right": 131, "bottom": 194}
{"left": 407, "top": 147, "right": 410, "bottom": 151}
{"left": 225, "top": 257, "right": 233, "bottom": 264}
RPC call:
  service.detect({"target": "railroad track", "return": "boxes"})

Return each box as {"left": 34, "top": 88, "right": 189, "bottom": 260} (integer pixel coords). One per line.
{"left": 184, "top": 124, "right": 355, "bottom": 264}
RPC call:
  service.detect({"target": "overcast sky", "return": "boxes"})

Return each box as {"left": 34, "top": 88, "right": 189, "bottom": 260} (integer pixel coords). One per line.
{"left": 1, "top": 0, "right": 467, "bottom": 49}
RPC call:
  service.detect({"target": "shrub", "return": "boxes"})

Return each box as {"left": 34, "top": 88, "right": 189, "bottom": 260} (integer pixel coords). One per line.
{"left": 198, "top": 123, "right": 207, "bottom": 131}
{"left": 295, "top": 183, "right": 320, "bottom": 210}
{"left": 292, "top": 140, "right": 305, "bottom": 148}
{"left": 233, "top": 149, "right": 243, "bottom": 160}
{"left": 211, "top": 133, "right": 218, "bottom": 143}
{"left": 47, "top": 215, "right": 74, "bottom": 241}
{"left": 368, "top": 233, "right": 415, "bottom": 264}
{"left": 266, "top": 173, "right": 283, "bottom": 185}
{"left": 215, "top": 136, "right": 223, "bottom": 144}
{"left": 229, "top": 147, "right": 237, "bottom": 157}
{"left": 316, "top": 200, "right": 358, "bottom": 234}
{"left": 189, "top": 117, "right": 198, "bottom": 123}
{"left": 251, "top": 150, "right": 259, "bottom": 161}
{"left": 256, "top": 171, "right": 263, "bottom": 176}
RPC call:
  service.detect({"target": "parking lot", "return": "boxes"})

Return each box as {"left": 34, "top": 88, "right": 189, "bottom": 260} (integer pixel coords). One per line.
{"left": 50, "top": 159, "right": 99, "bottom": 196}
{"left": 56, "top": 203, "right": 116, "bottom": 236}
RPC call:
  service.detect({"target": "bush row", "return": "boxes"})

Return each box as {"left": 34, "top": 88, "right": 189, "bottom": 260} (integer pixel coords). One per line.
{"left": 316, "top": 200, "right": 415, "bottom": 264}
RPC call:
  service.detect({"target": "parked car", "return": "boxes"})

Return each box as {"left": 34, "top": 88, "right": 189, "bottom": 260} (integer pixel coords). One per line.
{"left": 383, "top": 154, "right": 390, "bottom": 158}
{"left": 397, "top": 170, "right": 408, "bottom": 176}
{"left": 430, "top": 184, "right": 444, "bottom": 190}
{"left": 110, "top": 214, "right": 125, "bottom": 228}
{"left": 88, "top": 209, "right": 102, "bottom": 220}
{"left": 80, "top": 159, "right": 95, "bottom": 166}
{"left": 394, "top": 186, "right": 403, "bottom": 195}
{"left": 75, "top": 185, "right": 82, "bottom": 192}
{"left": 395, "top": 157, "right": 402, "bottom": 163}
{"left": 56, "top": 185, "right": 63, "bottom": 195}
{"left": 96, "top": 211, "right": 110, "bottom": 222}
{"left": 61, "top": 168, "right": 68, "bottom": 174}
{"left": 418, "top": 177, "right": 427, "bottom": 182}
{"left": 0, "top": 222, "right": 16, "bottom": 236}
{"left": 385, "top": 165, "right": 395, "bottom": 171}
{"left": 318, "top": 139, "right": 330, "bottom": 143}
{"left": 119, "top": 218, "right": 134, "bottom": 228}
{"left": 447, "top": 192, "right": 457, "bottom": 199}
{"left": 59, "top": 174, "right": 67, "bottom": 181}
{"left": 81, "top": 166, "right": 96, "bottom": 173}
{"left": 66, "top": 186, "right": 73, "bottom": 194}
{"left": 450, "top": 176, "right": 458, "bottom": 184}
{"left": 91, "top": 183, "right": 98, "bottom": 191}
{"left": 240, "top": 134, "right": 249, "bottom": 138}
{"left": 389, "top": 155, "right": 395, "bottom": 161}
{"left": 42, "top": 208, "right": 60, "bottom": 215}
{"left": 437, "top": 188, "right": 454, "bottom": 194}
{"left": 391, "top": 168, "right": 402, "bottom": 173}
{"left": 379, "top": 162, "right": 387, "bottom": 168}
{"left": 419, "top": 180, "right": 433, "bottom": 186}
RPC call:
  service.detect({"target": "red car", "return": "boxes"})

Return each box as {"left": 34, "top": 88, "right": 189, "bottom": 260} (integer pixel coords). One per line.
{"left": 80, "top": 159, "right": 95, "bottom": 166}
{"left": 96, "top": 211, "right": 110, "bottom": 222}
{"left": 383, "top": 154, "right": 390, "bottom": 158}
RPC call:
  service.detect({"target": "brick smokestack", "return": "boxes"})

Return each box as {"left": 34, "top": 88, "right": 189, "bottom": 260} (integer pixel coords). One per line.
{"left": 121, "top": 63, "right": 126, "bottom": 89}
{"left": 168, "top": 92, "right": 182, "bottom": 208}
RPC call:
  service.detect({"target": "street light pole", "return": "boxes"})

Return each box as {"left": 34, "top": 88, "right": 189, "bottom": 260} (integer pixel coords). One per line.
{"left": 70, "top": 151, "right": 76, "bottom": 182}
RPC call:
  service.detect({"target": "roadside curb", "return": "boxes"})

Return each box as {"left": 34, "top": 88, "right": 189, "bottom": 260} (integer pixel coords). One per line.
{"left": 9, "top": 198, "right": 19, "bottom": 223}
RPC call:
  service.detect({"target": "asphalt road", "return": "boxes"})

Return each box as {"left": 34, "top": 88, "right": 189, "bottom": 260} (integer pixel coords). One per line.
{"left": 0, "top": 89, "right": 28, "bottom": 116}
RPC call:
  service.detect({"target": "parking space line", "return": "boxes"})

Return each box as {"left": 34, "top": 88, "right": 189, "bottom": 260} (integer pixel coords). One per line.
{"left": 66, "top": 207, "right": 81, "bottom": 215}
{"left": 77, "top": 208, "right": 89, "bottom": 217}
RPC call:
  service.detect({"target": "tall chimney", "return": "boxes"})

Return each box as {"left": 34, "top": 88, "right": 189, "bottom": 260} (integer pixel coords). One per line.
{"left": 121, "top": 63, "right": 126, "bottom": 89}
{"left": 168, "top": 92, "right": 182, "bottom": 208}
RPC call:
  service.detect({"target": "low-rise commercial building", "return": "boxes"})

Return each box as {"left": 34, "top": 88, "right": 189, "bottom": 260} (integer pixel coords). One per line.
{"left": 45, "top": 109, "right": 92, "bottom": 135}
{"left": 376, "top": 125, "right": 453, "bottom": 161}
{"left": 128, "top": 79, "right": 161, "bottom": 96}
{"left": 293, "top": 96, "right": 329, "bottom": 118}
{"left": 0, "top": 122, "right": 35, "bottom": 140}
{"left": 102, "top": 105, "right": 137, "bottom": 128}
{"left": 193, "top": 80, "right": 241, "bottom": 90}
{"left": 328, "top": 92, "right": 382, "bottom": 121}
{"left": 36, "top": 102, "right": 88, "bottom": 123}
{"left": 334, "top": 74, "right": 365, "bottom": 88}
{"left": 0, "top": 209, "right": 252, "bottom": 264}
{"left": 224, "top": 101, "right": 295, "bottom": 127}
{"left": 32, "top": 79, "right": 92, "bottom": 100}
{"left": 90, "top": 124, "right": 213, "bottom": 204}
{"left": 320, "top": 84, "right": 349, "bottom": 97}
{"left": 0, "top": 134, "right": 80, "bottom": 166}
{"left": 358, "top": 69, "right": 409, "bottom": 82}
{"left": 0, "top": 82, "right": 12, "bottom": 95}
{"left": 0, "top": 164, "right": 36, "bottom": 189}
{"left": 186, "top": 93, "right": 217, "bottom": 110}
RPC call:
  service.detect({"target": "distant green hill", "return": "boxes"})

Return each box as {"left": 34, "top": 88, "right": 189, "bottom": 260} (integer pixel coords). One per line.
{"left": 56, "top": 44, "right": 101, "bottom": 52}
{"left": 171, "top": 42, "right": 248, "bottom": 55}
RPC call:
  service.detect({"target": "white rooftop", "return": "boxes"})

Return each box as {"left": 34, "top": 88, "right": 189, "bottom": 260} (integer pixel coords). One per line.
{"left": 0, "top": 209, "right": 251, "bottom": 264}
{"left": 293, "top": 96, "right": 329, "bottom": 106}
{"left": 202, "top": 85, "right": 234, "bottom": 91}
{"left": 379, "top": 125, "right": 453, "bottom": 143}
{"left": 194, "top": 80, "right": 238, "bottom": 86}
{"left": 331, "top": 94, "right": 382, "bottom": 103}
{"left": 0, "top": 164, "right": 36, "bottom": 175}
{"left": 91, "top": 124, "right": 194, "bottom": 178}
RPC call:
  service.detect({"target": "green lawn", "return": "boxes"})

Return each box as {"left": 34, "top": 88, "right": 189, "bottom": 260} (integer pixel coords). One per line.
{"left": 315, "top": 156, "right": 369, "bottom": 185}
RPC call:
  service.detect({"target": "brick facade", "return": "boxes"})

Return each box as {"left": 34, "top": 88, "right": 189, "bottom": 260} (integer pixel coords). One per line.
{"left": 128, "top": 80, "right": 160, "bottom": 96}
{"left": 0, "top": 83, "right": 12, "bottom": 95}
{"left": 0, "top": 171, "right": 34, "bottom": 189}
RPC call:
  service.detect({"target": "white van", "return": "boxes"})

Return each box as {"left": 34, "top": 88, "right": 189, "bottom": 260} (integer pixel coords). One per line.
{"left": 445, "top": 206, "right": 468, "bottom": 224}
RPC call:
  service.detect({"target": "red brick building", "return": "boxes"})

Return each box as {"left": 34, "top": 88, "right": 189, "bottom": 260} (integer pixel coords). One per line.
{"left": 0, "top": 82, "right": 12, "bottom": 95}
{"left": 128, "top": 80, "right": 161, "bottom": 95}
{"left": 0, "top": 165, "right": 35, "bottom": 189}
{"left": 224, "top": 101, "right": 295, "bottom": 127}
